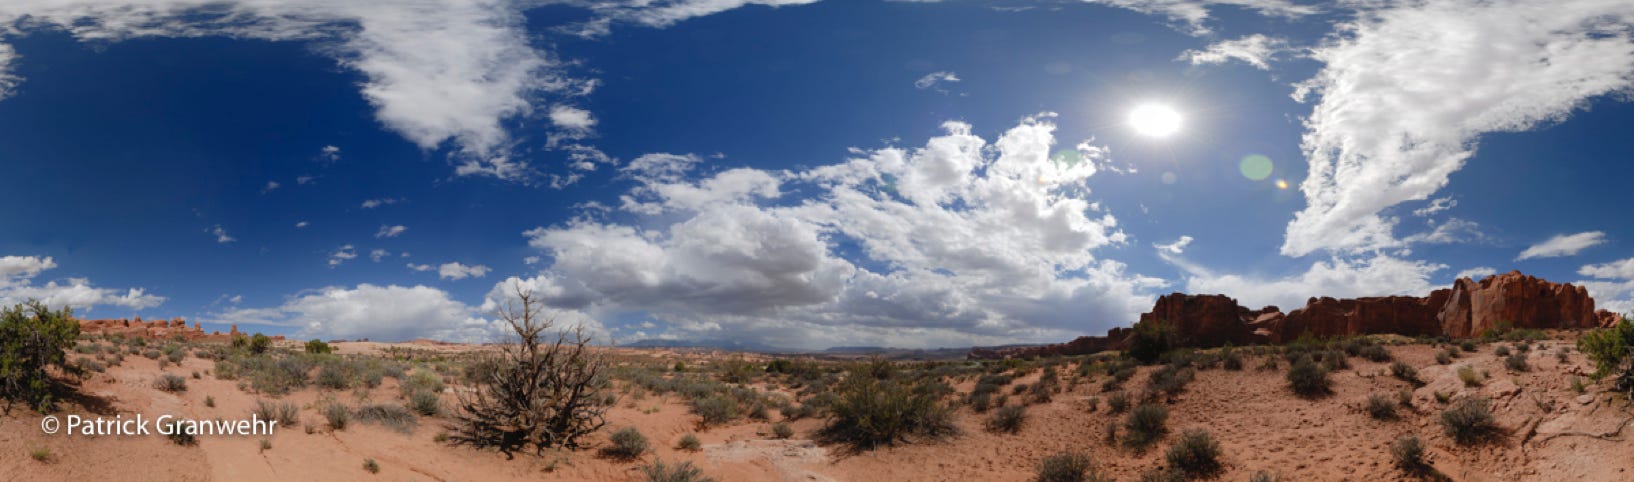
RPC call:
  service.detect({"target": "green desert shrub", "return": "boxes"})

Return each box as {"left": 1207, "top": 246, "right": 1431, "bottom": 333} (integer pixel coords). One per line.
{"left": 354, "top": 403, "right": 416, "bottom": 432}
{"left": 691, "top": 394, "right": 740, "bottom": 427}
{"left": 1460, "top": 340, "right": 1478, "bottom": 352}
{"left": 1366, "top": 393, "right": 1397, "bottom": 420}
{"left": 1127, "top": 319, "right": 1177, "bottom": 365}
{"left": 771, "top": 422, "right": 793, "bottom": 439}
{"left": 676, "top": 433, "right": 702, "bottom": 451}
{"left": 247, "top": 333, "right": 271, "bottom": 355}
{"left": 1504, "top": 352, "right": 1530, "bottom": 372}
{"left": 1164, "top": 429, "right": 1222, "bottom": 478}
{"left": 1122, "top": 403, "right": 1169, "bottom": 450}
{"left": 1034, "top": 451, "right": 1106, "bottom": 482}
{"left": 409, "top": 389, "right": 441, "bottom": 416}
{"left": 316, "top": 363, "right": 351, "bottom": 390}
{"left": 362, "top": 458, "right": 379, "bottom": 474}
{"left": 640, "top": 459, "right": 716, "bottom": 482}
{"left": 1390, "top": 435, "right": 1429, "bottom": 474}
{"left": 304, "top": 339, "right": 332, "bottom": 354}
{"left": 1286, "top": 357, "right": 1331, "bottom": 397}
{"left": 603, "top": 427, "right": 649, "bottom": 460}
{"left": 163, "top": 418, "right": 197, "bottom": 446}
{"left": 1358, "top": 345, "right": 1392, "bottom": 362}
{"left": 153, "top": 373, "right": 188, "bottom": 392}
{"left": 252, "top": 398, "right": 299, "bottom": 426}
{"left": 986, "top": 405, "right": 1027, "bottom": 434}
{"left": 1146, "top": 364, "right": 1195, "bottom": 399}
{"left": 818, "top": 365, "right": 957, "bottom": 449}
{"left": 1106, "top": 391, "right": 1130, "bottom": 413}
{"left": 1435, "top": 350, "right": 1453, "bottom": 365}
{"left": 322, "top": 402, "right": 350, "bottom": 430}
{"left": 1494, "top": 345, "right": 1511, "bottom": 357}
{"left": 1389, "top": 361, "right": 1421, "bottom": 385}
{"left": 1222, "top": 351, "right": 1244, "bottom": 371}
{"left": 1457, "top": 365, "right": 1483, "bottom": 387}
{"left": 1440, "top": 397, "right": 1499, "bottom": 445}
{"left": 1579, "top": 318, "right": 1634, "bottom": 377}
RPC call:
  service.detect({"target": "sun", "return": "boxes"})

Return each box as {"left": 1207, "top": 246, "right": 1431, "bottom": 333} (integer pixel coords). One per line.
{"left": 1128, "top": 103, "right": 1182, "bottom": 138}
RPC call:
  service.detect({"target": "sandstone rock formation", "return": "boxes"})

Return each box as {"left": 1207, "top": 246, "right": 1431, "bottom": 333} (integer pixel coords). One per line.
{"left": 77, "top": 317, "right": 283, "bottom": 342}
{"left": 972, "top": 270, "right": 1621, "bottom": 359}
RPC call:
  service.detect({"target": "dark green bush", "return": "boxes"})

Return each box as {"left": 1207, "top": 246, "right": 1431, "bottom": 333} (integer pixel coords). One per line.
{"left": 154, "top": 373, "right": 188, "bottom": 392}
{"left": 691, "top": 394, "right": 740, "bottom": 427}
{"left": 1460, "top": 340, "right": 1477, "bottom": 352}
{"left": 1035, "top": 451, "right": 1106, "bottom": 482}
{"left": 323, "top": 402, "right": 350, "bottom": 430}
{"left": 1358, "top": 345, "right": 1392, "bottom": 362}
{"left": 1128, "top": 320, "right": 1177, "bottom": 365}
{"left": 1440, "top": 397, "right": 1499, "bottom": 445}
{"left": 771, "top": 422, "right": 793, "bottom": 439}
{"left": 1494, "top": 345, "right": 1511, "bottom": 357}
{"left": 249, "top": 333, "right": 271, "bottom": 355}
{"left": 986, "top": 405, "right": 1027, "bottom": 434}
{"left": 1390, "top": 361, "right": 1421, "bottom": 385}
{"left": 0, "top": 301, "right": 79, "bottom": 412}
{"left": 163, "top": 418, "right": 197, "bottom": 446}
{"left": 818, "top": 368, "right": 957, "bottom": 449}
{"left": 1106, "top": 391, "right": 1130, "bottom": 413}
{"left": 603, "top": 427, "right": 649, "bottom": 460}
{"left": 409, "top": 389, "right": 440, "bottom": 416}
{"left": 677, "top": 433, "right": 702, "bottom": 451}
{"left": 1286, "top": 357, "right": 1331, "bottom": 397}
{"left": 640, "top": 459, "right": 716, "bottom": 482}
{"left": 304, "top": 339, "right": 332, "bottom": 354}
{"left": 1164, "top": 429, "right": 1222, "bottom": 477}
{"left": 1390, "top": 435, "right": 1428, "bottom": 474}
{"left": 1122, "top": 403, "right": 1169, "bottom": 450}
{"left": 1504, "top": 352, "right": 1529, "bottom": 372}
{"left": 1222, "top": 351, "right": 1244, "bottom": 371}
{"left": 1366, "top": 393, "right": 1397, "bottom": 420}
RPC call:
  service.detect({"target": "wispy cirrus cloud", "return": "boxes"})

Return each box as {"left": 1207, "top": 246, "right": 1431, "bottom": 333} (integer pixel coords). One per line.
{"left": 1517, "top": 231, "right": 1606, "bottom": 261}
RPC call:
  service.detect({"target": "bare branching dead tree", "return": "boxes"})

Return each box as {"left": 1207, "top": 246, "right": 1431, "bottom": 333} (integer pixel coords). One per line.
{"left": 447, "top": 281, "right": 609, "bottom": 456}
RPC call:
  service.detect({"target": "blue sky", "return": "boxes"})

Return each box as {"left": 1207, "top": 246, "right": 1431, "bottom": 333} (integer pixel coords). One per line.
{"left": 2, "top": 0, "right": 1632, "bottom": 349}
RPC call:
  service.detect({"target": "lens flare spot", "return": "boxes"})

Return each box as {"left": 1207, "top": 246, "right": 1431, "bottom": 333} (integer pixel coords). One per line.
{"left": 1275, "top": 179, "right": 1289, "bottom": 190}
{"left": 1239, "top": 155, "right": 1273, "bottom": 181}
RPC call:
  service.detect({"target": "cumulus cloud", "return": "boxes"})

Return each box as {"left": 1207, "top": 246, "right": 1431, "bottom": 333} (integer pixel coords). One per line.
{"left": 318, "top": 145, "right": 341, "bottom": 162}
{"left": 1178, "top": 34, "right": 1290, "bottom": 69}
{"left": 0, "top": 43, "right": 18, "bottom": 100}
{"left": 548, "top": 105, "right": 596, "bottom": 140}
{"left": 913, "top": 71, "right": 960, "bottom": 93}
{"left": 515, "top": 115, "right": 1162, "bottom": 349}
{"left": 369, "top": 249, "right": 391, "bottom": 262}
{"left": 375, "top": 224, "right": 407, "bottom": 238}
{"left": 0, "top": 255, "right": 165, "bottom": 311}
{"left": 328, "top": 245, "right": 357, "bottom": 267}
{"left": 1516, "top": 231, "right": 1606, "bottom": 261}
{"left": 438, "top": 262, "right": 491, "bottom": 280}
{"left": 1579, "top": 256, "right": 1634, "bottom": 315}
{"left": 261, "top": 181, "right": 280, "bottom": 194}
{"left": 1283, "top": 0, "right": 1634, "bottom": 256}
{"left": 208, "top": 225, "right": 236, "bottom": 244}
{"left": 205, "top": 284, "right": 489, "bottom": 342}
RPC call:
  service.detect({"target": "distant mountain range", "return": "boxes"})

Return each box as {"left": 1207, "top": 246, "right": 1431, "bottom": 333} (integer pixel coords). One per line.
{"left": 618, "top": 338, "right": 1044, "bottom": 360}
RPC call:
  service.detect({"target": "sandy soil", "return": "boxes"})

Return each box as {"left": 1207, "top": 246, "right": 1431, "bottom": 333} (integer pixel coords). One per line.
{"left": 3, "top": 338, "right": 1631, "bottom": 481}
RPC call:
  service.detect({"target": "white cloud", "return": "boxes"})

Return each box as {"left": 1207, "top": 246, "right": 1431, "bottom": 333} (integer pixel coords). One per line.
{"left": 437, "top": 262, "right": 491, "bottom": 280}
{"left": 1154, "top": 236, "right": 1194, "bottom": 255}
{"left": 328, "top": 245, "right": 357, "bottom": 267}
{"left": 518, "top": 115, "right": 1162, "bottom": 349}
{"left": 296, "top": 175, "right": 315, "bottom": 185}
{"left": 0, "top": 43, "right": 19, "bottom": 100}
{"left": 593, "top": 0, "right": 822, "bottom": 28}
{"left": 0, "top": 1, "right": 589, "bottom": 181}
{"left": 261, "top": 180, "right": 280, "bottom": 193}
{"left": 1175, "top": 253, "right": 1445, "bottom": 310}
{"left": 375, "top": 224, "right": 407, "bottom": 238}
{"left": 1178, "top": 34, "right": 1290, "bottom": 69}
{"left": 318, "top": 145, "right": 341, "bottom": 162}
{"left": 1412, "top": 196, "right": 1457, "bottom": 217}
{"left": 360, "top": 198, "right": 400, "bottom": 209}
{"left": 1082, "top": 0, "right": 1317, "bottom": 35}
{"left": 295, "top": 221, "right": 309, "bottom": 228}
{"left": 1516, "top": 231, "right": 1606, "bottom": 261}
{"left": 1578, "top": 256, "right": 1634, "bottom": 315}
{"left": 407, "top": 263, "right": 433, "bottom": 272}
{"left": 206, "top": 284, "right": 496, "bottom": 342}
{"left": 369, "top": 249, "right": 390, "bottom": 262}
{"left": 1401, "top": 218, "right": 1486, "bottom": 245}
{"left": 548, "top": 105, "right": 596, "bottom": 141}
{"left": 1454, "top": 266, "right": 1496, "bottom": 281}
{"left": 209, "top": 225, "right": 236, "bottom": 244}
{"left": 913, "top": 71, "right": 960, "bottom": 93}
{"left": 0, "top": 255, "right": 165, "bottom": 311}
{"left": 1283, "top": 0, "right": 1634, "bottom": 256}
{"left": 1579, "top": 257, "right": 1634, "bottom": 280}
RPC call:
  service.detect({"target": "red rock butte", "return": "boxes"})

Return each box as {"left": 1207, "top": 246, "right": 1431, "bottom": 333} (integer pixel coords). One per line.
{"left": 76, "top": 316, "right": 283, "bottom": 342}
{"left": 972, "top": 270, "right": 1626, "bottom": 359}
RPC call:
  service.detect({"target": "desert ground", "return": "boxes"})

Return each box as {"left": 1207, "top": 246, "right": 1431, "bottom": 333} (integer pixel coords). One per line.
{"left": 3, "top": 332, "right": 1632, "bottom": 482}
